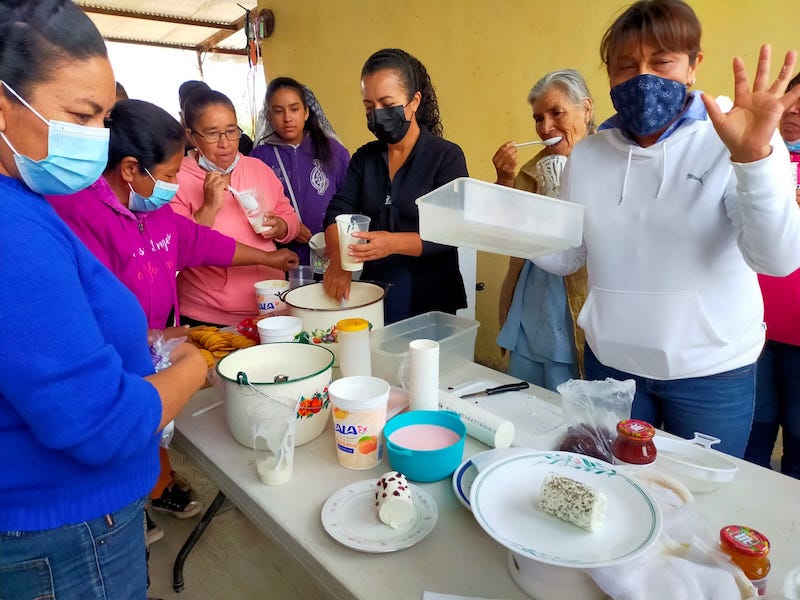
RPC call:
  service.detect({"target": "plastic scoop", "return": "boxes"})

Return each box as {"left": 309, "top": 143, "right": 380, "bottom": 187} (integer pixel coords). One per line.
{"left": 513, "top": 136, "right": 563, "bottom": 148}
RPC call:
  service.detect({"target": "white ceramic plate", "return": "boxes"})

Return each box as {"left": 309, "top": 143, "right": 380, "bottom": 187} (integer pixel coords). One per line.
{"left": 452, "top": 448, "right": 536, "bottom": 511}
{"left": 321, "top": 479, "right": 438, "bottom": 553}
{"left": 470, "top": 451, "right": 662, "bottom": 568}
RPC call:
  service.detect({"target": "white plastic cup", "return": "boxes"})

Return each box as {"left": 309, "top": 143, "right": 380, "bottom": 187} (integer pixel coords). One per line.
{"left": 337, "top": 318, "right": 372, "bottom": 377}
{"left": 335, "top": 214, "right": 371, "bottom": 272}
{"left": 288, "top": 265, "right": 315, "bottom": 289}
{"left": 257, "top": 315, "right": 302, "bottom": 344}
{"left": 233, "top": 188, "right": 267, "bottom": 233}
{"left": 534, "top": 154, "right": 568, "bottom": 198}
{"left": 329, "top": 376, "right": 389, "bottom": 470}
{"left": 407, "top": 339, "right": 439, "bottom": 412}
{"left": 254, "top": 280, "right": 290, "bottom": 316}
{"left": 247, "top": 398, "right": 295, "bottom": 485}
{"left": 308, "top": 231, "right": 330, "bottom": 274}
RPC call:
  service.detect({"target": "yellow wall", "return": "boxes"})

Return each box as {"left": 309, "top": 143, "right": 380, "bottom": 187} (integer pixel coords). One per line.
{"left": 258, "top": 0, "right": 798, "bottom": 370}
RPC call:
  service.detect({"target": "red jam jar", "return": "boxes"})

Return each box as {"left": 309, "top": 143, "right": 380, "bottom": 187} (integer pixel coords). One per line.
{"left": 720, "top": 525, "right": 770, "bottom": 595}
{"left": 611, "top": 419, "right": 657, "bottom": 467}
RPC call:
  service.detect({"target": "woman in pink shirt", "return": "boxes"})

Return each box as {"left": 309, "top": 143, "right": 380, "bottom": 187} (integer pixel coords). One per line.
{"left": 49, "top": 99, "right": 298, "bottom": 523}
{"left": 745, "top": 72, "right": 800, "bottom": 478}
{"left": 171, "top": 88, "right": 300, "bottom": 326}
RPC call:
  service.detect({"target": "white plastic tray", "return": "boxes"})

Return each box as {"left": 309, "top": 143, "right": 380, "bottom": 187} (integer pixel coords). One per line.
{"left": 416, "top": 177, "right": 584, "bottom": 259}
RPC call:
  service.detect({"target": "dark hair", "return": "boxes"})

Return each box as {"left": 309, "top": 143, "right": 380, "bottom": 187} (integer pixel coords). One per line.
{"left": 0, "top": 0, "right": 107, "bottom": 98}
{"left": 262, "top": 76, "right": 334, "bottom": 165}
{"left": 361, "top": 48, "right": 444, "bottom": 137}
{"left": 115, "top": 81, "right": 128, "bottom": 101}
{"left": 789, "top": 72, "right": 800, "bottom": 92}
{"left": 601, "top": 0, "right": 702, "bottom": 72}
{"left": 182, "top": 88, "right": 236, "bottom": 132}
{"left": 106, "top": 100, "right": 186, "bottom": 173}
{"left": 178, "top": 80, "right": 210, "bottom": 111}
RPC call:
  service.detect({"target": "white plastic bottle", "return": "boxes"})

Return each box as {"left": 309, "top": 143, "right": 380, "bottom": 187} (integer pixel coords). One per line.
{"left": 337, "top": 318, "right": 372, "bottom": 377}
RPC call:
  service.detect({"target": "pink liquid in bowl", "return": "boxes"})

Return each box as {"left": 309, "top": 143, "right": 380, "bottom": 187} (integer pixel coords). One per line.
{"left": 388, "top": 424, "right": 460, "bottom": 450}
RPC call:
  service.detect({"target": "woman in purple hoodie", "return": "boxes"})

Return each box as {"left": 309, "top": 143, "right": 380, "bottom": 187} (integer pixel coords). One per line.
{"left": 48, "top": 99, "right": 297, "bottom": 521}
{"left": 250, "top": 77, "right": 350, "bottom": 267}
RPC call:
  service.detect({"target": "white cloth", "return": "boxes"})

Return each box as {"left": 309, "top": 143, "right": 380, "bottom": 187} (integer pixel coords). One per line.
{"left": 534, "top": 115, "right": 800, "bottom": 380}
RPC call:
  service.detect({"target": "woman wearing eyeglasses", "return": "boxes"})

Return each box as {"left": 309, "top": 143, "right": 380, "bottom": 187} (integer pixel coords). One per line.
{"left": 171, "top": 88, "right": 300, "bottom": 327}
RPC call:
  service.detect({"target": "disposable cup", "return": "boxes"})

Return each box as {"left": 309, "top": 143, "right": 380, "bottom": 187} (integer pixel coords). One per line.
{"left": 308, "top": 232, "right": 330, "bottom": 274}
{"left": 288, "top": 265, "right": 315, "bottom": 289}
{"left": 329, "top": 376, "right": 390, "bottom": 469}
{"left": 247, "top": 398, "right": 295, "bottom": 485}
{"left": 254, "top": 279, "right": 290, "bottom": 316}
{"left": 257, "top": 315, "right": 302, "bottom": 344}
{"left": 534, "top": 154, "right": 568, "bottom": 198}
{"left": 335, "top": 214, "right": 371, "bottom": 272}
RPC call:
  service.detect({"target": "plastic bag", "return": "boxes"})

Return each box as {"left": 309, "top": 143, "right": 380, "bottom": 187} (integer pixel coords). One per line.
{"left": 556, "top": 378, "right": 635, "bottom": 462}
{"left": 589, "top": 473, "right": 757, "bottom": 600}
{"left": 149, "top": 331, "right": 187, "bottom": 448}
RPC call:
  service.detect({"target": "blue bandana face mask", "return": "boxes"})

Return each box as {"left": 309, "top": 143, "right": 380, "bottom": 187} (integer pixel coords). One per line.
{"left": 610, "top": 74, "right": 688, "bottom": 138}
{"left": 786, "top": 139, "right": 800, "bottom": 153}
{"left": 128, "top": 168, "right": 179, "bottom": 212}
{"left": 0, "top": 81, "right": 109, "bottom": 195}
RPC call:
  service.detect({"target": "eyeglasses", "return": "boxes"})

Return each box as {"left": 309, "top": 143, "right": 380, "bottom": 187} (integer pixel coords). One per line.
{"left": 192, "top": 127, "right": 242, "bottom": 144}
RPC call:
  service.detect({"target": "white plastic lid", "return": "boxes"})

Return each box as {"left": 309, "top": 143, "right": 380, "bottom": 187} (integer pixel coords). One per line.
{"left": 329, "top": 376, "right": 390, "bottom": 411}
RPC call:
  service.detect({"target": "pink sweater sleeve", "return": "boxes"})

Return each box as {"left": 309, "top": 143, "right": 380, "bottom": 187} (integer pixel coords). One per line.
{"left": 260, "top": 166, "right": 300, "bottom": 243}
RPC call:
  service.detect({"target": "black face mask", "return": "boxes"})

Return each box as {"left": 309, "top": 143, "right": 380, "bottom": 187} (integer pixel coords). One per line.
{"left": 366, "top": 105, "right": 410, "bottom": 144}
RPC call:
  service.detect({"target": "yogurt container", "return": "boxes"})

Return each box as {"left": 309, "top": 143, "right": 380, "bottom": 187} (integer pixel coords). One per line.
{"left": 329, "top": 376, "right": 390, "bottom": 470}
{"left": 255, "top": 279, "right": 290, "bottom": 316}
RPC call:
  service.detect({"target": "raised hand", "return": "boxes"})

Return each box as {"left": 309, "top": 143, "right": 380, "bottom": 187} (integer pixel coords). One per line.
{"left": 492, "top": 141, "right": 519, "bottom": 187}
{"left": 702, "top": 44, "right": 800, "bottom": 163}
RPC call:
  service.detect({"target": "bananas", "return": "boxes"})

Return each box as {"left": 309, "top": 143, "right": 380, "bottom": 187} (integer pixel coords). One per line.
{"left": 187, "top": 326, "right": 256, "bottom": 368}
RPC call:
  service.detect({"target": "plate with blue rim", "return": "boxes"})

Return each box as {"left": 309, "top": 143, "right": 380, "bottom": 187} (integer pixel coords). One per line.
{"left": 470, "top": 451, "right": 662, "bottom": 568}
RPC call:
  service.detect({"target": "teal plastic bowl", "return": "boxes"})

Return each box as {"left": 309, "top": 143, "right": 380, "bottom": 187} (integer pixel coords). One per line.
{"left": 384, "top": 410, "right": 466, "bottom": 482}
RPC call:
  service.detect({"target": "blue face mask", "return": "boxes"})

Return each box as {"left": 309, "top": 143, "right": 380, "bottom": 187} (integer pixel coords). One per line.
{"left": 128, "top": 167, "right": 179, "bottom": 212}
{"left": 0, "top": 81, "right": 109, "bottom": 195}
{"left": 785, "top": 139, "right": 800, "bottom": 153}
{"left": 610, "top": 74, "right": 688, "bottom": 138}
{"left": 197, "top": 151, "right": 240, "bottom": 174}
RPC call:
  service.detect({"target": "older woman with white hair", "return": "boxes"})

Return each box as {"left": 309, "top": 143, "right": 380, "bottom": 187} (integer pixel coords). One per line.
{"left": 493, "top": 69, "right": 595, "bottom": 391}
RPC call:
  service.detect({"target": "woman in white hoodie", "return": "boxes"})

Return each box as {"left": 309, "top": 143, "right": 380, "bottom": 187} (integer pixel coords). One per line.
{"left": 534, "top": 0, "right": 800, "bottom": 456}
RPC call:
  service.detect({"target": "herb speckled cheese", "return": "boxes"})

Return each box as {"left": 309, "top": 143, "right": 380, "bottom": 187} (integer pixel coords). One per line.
{"left": 538, "top": 472, "right": 607, "bottom": 531}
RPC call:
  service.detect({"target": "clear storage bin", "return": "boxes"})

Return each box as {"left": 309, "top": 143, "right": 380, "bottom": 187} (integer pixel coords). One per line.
{"left": 370, "top": 311, "right": 479, "bottom": 386}
{"left": 416, "top": 177, "right": 584, "bottom": 259}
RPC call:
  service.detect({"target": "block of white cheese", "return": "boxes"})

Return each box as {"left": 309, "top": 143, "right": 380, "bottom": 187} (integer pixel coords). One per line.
{"left": 375, "top": 471, "right": 415, "bottom": 529}
{"left": 538, "top": 472, "right": 607, "bottom": 532}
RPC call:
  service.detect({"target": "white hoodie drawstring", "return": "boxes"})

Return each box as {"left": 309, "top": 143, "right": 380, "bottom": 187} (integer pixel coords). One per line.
{"left": 655, "top": 142, "right": 667, "bottom": 199}
{"left": 619, "top": 145, "right": 633, "bottom": 205}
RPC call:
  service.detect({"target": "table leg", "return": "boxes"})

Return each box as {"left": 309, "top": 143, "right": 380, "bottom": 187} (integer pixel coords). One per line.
{"left": 172, "top": 490, "right": 227, "bottom": 593}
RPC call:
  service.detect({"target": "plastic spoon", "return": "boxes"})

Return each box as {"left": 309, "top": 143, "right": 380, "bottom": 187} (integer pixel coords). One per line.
{"left": 513, "top": 136, "right": 563, "bottom": 148}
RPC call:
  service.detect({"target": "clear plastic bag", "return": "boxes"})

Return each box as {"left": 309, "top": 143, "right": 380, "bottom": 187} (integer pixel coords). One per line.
{"left": 556, "top": 378, "right": 635, "bottom": 462}
{"left": 149, "top": 332, "right": 187, "bottom": 448}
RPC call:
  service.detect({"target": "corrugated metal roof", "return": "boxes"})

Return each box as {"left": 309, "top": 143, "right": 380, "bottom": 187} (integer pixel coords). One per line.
{"left": 75, "top": 0, "right": 261, "bottom": 56}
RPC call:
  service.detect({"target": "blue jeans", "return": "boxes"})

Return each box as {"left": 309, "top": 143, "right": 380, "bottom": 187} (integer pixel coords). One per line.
{"left": 584, "top": 345, "right": 755, "bottom": 457}
{"left": 745, "top": 340, "right": 800, "bottom": 478}
{"left": 508, "top": 351, "right": 577, "bottom": 393}
{"left": 0, "top": 497, "right": 147, "bottom": 600}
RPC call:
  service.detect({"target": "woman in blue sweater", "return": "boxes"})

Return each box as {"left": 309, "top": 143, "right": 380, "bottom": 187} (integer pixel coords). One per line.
{"left": 0, "top": 1, "right": 207, "bottom": 598}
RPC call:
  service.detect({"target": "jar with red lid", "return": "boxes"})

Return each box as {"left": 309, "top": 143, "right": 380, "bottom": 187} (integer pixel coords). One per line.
{"left": 720, "top": 525, "right": 771, "bottom": 595}
{"left": 611, "top": 419, "right": 657, "bottom": 467}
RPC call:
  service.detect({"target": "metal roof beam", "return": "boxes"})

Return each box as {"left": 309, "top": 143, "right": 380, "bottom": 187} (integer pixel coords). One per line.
{"left": 80, "top": 5, "right": 240, "bottom": 30}
{"left": 197, "top": 14, "right": 247, "bottom": 53}
{"left": 101, "top": 36, "right": 247, "bottom": 57}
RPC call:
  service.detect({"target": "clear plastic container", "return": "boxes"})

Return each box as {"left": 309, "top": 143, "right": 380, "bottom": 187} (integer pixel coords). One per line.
{"left": 337, "top": 318, "right": 372, "bottom": 377}
{"left": 369, "top": 311, "right": 479, "bottom": 385}
{"left": 416, "top": 177, "right": 584, "bottom": 260}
